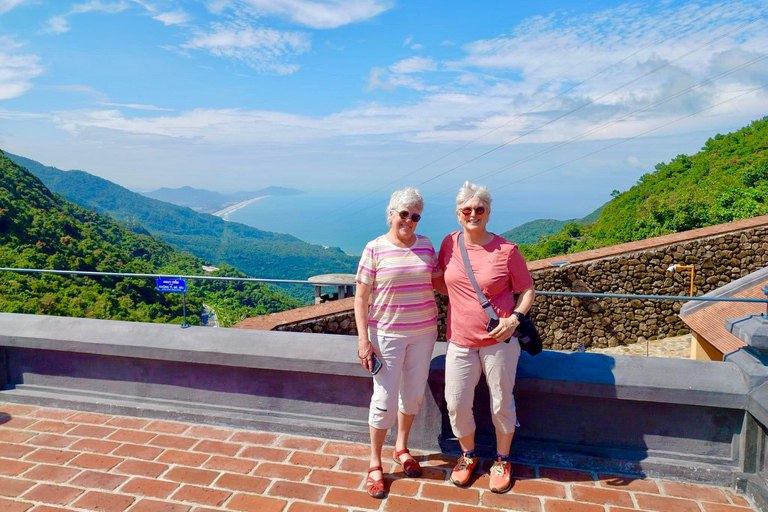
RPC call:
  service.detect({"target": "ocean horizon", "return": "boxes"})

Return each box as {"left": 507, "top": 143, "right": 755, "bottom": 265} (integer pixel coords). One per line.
{"left": 225, "top": 189, "right": 573, "bottom": 255}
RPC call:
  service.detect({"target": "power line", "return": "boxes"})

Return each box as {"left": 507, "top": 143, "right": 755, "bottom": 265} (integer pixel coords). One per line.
{"left": 330, "top": 9, "right": 766, "bottom": 227}
{"left": 492, "top": 83, "right": 768, "bottom": 194}
{"left": 309, "top": 3, "right": 727, "bottom": 227}
{"left": 413, "top": 10, "right": 766, "bottom": 189}
{"left": 431, "top": 53, "right": 768, "bottom": 196}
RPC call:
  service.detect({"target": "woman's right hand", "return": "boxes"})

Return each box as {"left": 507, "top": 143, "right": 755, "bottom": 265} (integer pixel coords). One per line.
{"left": 358, "top": 338, "right": 374, "bottom": 372}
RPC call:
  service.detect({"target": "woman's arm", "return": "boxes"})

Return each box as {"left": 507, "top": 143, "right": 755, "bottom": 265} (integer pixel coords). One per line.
{"left": 488, "top": 284, "right": 535, "bottom": 342}
{"left": 354, "top": 281, "right": 374, "bottom": 371}
{"left": 432, "top": 274, "right": 448, "bottom": 295}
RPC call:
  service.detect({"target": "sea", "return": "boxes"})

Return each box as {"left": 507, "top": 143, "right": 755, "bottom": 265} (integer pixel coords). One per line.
{"left": 225, "top": 190, "right": 549, "bottom": 256}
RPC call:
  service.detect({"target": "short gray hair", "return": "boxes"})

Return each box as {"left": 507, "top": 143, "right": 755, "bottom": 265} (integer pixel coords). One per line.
{"left": 455, "top": 181, "right": 492, "bottom": 209}
{"left": 386, "top": 187, "right": 424, "bottom": 226}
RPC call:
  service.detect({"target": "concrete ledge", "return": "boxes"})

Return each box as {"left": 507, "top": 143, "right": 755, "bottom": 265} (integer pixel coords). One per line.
{"left": 0, "top": 313, "right": 366, "bottom": 377}
{"left": 0, "top": 313, "right": 758, "bottom": 485}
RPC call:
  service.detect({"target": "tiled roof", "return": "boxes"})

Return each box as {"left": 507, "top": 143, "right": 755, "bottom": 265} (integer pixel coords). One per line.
{"left": 679, "top": 285, "right": 767, "bottom": 355}
{"left": 527, "top": 214, "right": 768, "bottom": 272}
{"left": 0, "top": 402, "right": 756, "bottom": 511}
{"left": 234, "top": 297, "right": 355, "bottom": 331}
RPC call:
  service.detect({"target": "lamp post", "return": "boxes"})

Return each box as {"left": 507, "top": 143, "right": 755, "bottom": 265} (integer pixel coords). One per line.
{"left": 667, "top": 264, "right": 695, "bottom": 296}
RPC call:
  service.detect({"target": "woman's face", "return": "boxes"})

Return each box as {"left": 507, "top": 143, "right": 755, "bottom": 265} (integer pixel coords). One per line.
{"left": 389, "top": 204, "right": 422, "bottom": 240}
{"left": 457, "top": 196, "right": 490, "bottom": 233}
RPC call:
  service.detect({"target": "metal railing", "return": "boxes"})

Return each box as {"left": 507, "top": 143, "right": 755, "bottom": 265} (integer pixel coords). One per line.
{"left": 0, "top": 268, "right": 356, "bottom": 287}
{"left": 3, "top": 267, "right": 767, "bottom": 304}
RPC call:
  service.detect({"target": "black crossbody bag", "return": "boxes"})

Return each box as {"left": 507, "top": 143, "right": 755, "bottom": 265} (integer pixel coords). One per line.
{"left": 457, "top": 232, "right": 543, "bottom": 356}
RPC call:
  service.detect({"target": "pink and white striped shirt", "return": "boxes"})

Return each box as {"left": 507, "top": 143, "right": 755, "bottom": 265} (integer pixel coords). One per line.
{"left": 356, "top": 234, "right": 442, "bottom": 337}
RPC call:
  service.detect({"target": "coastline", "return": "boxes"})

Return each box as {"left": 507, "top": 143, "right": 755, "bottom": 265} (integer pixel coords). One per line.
{"left": 212, "top": 196, "right": 269, "bottom": 221}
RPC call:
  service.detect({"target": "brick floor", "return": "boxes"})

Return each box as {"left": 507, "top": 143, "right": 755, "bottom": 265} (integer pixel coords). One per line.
{"left": 0, "top": 402, "right": 757, "bottom": 511}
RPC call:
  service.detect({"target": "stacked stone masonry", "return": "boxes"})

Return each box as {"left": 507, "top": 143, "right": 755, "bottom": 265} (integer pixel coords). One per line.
{"left": 272, "top": 225, "right": 768, "bottom": 350}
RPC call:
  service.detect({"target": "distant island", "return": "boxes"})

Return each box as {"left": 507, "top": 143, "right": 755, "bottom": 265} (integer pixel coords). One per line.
{"left": 142, "top": 185, "right": 304, "bottom": 214}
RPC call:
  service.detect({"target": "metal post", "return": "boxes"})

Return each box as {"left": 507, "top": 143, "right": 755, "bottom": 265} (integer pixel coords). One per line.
{"left": 181, "top": 293, "right": 191, "bottom": 329}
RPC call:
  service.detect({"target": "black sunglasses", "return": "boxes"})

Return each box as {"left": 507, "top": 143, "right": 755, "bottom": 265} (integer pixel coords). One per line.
{"left": 397, "top": 210, "right": 421, "bottom": 222}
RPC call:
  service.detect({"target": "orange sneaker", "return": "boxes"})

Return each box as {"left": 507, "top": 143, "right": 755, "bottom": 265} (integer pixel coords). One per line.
{"left": 489, "top": 457, "right": 513, "bottom": 493}
{"left": 450, "top": 453, "right": 477, "bottom": 487}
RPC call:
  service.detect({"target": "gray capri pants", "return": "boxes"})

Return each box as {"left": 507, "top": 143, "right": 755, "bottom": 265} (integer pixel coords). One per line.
{"left": 445, "top": 338, "right": 521, "bottom": 437}
{"left": 368, "top": 328, "right": 438, "bottom": 429}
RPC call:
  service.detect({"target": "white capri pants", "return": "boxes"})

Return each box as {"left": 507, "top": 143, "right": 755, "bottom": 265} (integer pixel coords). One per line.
{"left": 368, "top": 329, "right": 438, "bottom": 430}
{"left": 445, "top": 338, "right": 521, "bottom": 438}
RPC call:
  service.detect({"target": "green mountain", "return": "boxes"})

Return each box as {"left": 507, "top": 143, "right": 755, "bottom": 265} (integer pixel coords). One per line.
{"left": 501, "top": 204, "right": 605, "bottom": 245}
{"left": 0, "top": 151, "right": 300, "bottom": 325}
{"left": 518, "top": 116, "right": 768, "bottom": 260}
{"left": 6, "top": 153, "right": 358, "bottom": 297}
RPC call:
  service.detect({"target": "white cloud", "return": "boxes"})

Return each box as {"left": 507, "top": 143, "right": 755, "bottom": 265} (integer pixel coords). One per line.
{"left": 402, "top": 35, "right": 413, "bottom": 47}
{"left": 97, "top": 102, "right": 175, "bottom": 111}
{"left": 181, "top": 22, "right": 310, "bottom": 74}
{"left": 44, "top": 1, "right": 130, "bottom": 34}
{"left": 153, "top": 10, "right": 190, "bottom": 25}
{"left": 0, "top": 0, "right": 28, "bottom": 15}
{"left": 367, "top": 66, "right": 437, "bottom": 92}
{"left": 389, "top": 56, "right": 436, "bottom": 74}
{"left": 0, "top": 37, "right": 43, "bottom": 99}
{"left": 223, "top": 0, "right": 392, "bottom": 29}
{"left": 440, "top": 40, "right": 455, "bottom": 46}
{"left": 410, "top": 43, "right": 423, "bottom": 50}
{"left": 44, "top": 16, "right": 71, "bottom": 33}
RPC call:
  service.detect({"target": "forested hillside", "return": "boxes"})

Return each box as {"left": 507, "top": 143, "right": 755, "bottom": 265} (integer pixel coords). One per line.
{"left": 0, "top": 151, "right": 300, "bottom": 325}
{"left": 518, "top": 117, "right": 768, "bottom": 260}
{"left": 501, "top": 204, "right": 605, "bottom": 245}
{"left": 7, "top": 153, "right": 358, "bottom": 288}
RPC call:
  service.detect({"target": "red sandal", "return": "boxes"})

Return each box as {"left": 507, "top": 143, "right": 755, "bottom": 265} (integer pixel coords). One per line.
{"left": 366, "top": 466, "right": 386, "bottom": 499}
{"left": 393, "top": 448, "right": 422, "bottom": 478}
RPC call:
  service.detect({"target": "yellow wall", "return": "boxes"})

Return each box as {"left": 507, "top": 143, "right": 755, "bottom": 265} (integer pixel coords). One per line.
{"left": 690, "top": 331, "right": 724, "bottom": 361}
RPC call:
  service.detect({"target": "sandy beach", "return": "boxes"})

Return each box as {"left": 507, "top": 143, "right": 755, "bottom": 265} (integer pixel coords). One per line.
{"left": 212, "top": 196, "right": 268, "bottom": 220}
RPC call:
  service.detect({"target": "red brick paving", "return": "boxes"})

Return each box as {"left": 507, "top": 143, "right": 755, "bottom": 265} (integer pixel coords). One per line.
{"left": 0, "top": 401, "right": 758, "bottom": 511}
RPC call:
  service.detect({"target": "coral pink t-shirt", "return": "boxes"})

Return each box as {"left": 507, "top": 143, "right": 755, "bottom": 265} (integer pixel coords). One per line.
{"left": 439, "top": 231, "right": 534, "bottom": 348}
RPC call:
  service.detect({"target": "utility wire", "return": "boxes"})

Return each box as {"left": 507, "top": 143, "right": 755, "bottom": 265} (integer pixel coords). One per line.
{"left": 414, "top": 10, "right": 766, "bottom": 189}
{"left": 309, "top": 3, "right": 727, "bottom": 227}
{"left": 328, "top": 9, "right": 766, "bottom": 226}
{"left": 428, "top": 53, "right": 768, "bottom": 197}
{"left": 492, "top": 83, "right": 768, "bottom": 193}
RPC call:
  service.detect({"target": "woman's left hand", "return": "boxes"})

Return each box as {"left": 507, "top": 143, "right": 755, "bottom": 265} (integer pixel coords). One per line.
{"left": 488, "top": 315, "right": 519, "bottom": 342}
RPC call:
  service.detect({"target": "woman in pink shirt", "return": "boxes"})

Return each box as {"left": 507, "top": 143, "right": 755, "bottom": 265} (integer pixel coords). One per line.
{"left": 355, "top": 187, "right": 443, "bottom": 499}
{"left": 437, "top": 181, "right": 535, "bottom": 494}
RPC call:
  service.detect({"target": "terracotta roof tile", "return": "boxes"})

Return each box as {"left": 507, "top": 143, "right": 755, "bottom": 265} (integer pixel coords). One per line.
{"left": 234, "top": 297, "right": 356, "bottom": 331}
{"left": 527, "top": 215, "right": 768, "bottom": 271}
{"left": 679, "top": 284, "right": 768, "bottom": 355}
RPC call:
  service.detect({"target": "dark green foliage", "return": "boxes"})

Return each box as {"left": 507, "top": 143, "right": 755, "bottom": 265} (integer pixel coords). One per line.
{"left": 517, "top": 116, "right": 768, "bottom": 260}
{"left": 7, "top": 153, "right": 357, "bottom": 304}
{"left": 0, "top": 151, "right": 300, "bottom": 325}
{"left": 501, "top": 204, "right": 605, "bottom": 245}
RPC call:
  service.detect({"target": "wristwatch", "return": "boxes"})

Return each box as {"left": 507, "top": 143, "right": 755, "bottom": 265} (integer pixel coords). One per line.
{"left": 512, "top": 311, "right": 525, "bottom": 322}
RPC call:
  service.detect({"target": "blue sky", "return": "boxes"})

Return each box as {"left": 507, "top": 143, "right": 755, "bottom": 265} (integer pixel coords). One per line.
{"left": 1, "top": 0, "right": 767, "bottom": 238}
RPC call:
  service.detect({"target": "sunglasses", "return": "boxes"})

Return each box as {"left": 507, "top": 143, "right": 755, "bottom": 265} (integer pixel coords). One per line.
{"left": 460, "top": 206, "right": 486, "bottom": 216}
{"left": 397, "top": 210, "right": 422, "bottom": 222}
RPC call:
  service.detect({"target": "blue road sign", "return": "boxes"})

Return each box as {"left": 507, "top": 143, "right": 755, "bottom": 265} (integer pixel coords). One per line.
{"left": 156, "top": 277, "right": 187, "bottom": 293}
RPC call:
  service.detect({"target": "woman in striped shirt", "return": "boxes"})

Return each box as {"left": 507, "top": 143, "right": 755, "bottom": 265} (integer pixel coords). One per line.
{"left": 355, "top": 187, "right": 443, "bottom": 499}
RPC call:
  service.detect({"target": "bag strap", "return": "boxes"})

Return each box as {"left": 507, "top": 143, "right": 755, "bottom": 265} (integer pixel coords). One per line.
{"left": 457, "top": 232, "right": 499, "bottom": 322}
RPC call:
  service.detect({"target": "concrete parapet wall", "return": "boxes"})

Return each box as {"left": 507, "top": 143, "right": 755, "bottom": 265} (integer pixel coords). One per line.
{"left": 1, "top": 312, "right": 763, "bottom": 488}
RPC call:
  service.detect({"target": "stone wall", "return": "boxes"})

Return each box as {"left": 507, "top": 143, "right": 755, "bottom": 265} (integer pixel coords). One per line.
{"left": 275, "top": 311, "right": 358, "bottom": 336}
{"left": 250, "top": 219, "right": 768, "bottom": 351}
{"left": 529, "top": 226, "right": 768, "bottom": 350}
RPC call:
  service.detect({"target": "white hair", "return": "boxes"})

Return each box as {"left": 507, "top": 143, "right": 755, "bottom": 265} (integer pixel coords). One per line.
{"left": 386, "top": 187, "right": 423, "bottom": 226}
{"left": 455, "top": 181, "right": 492, "bottom": 208}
